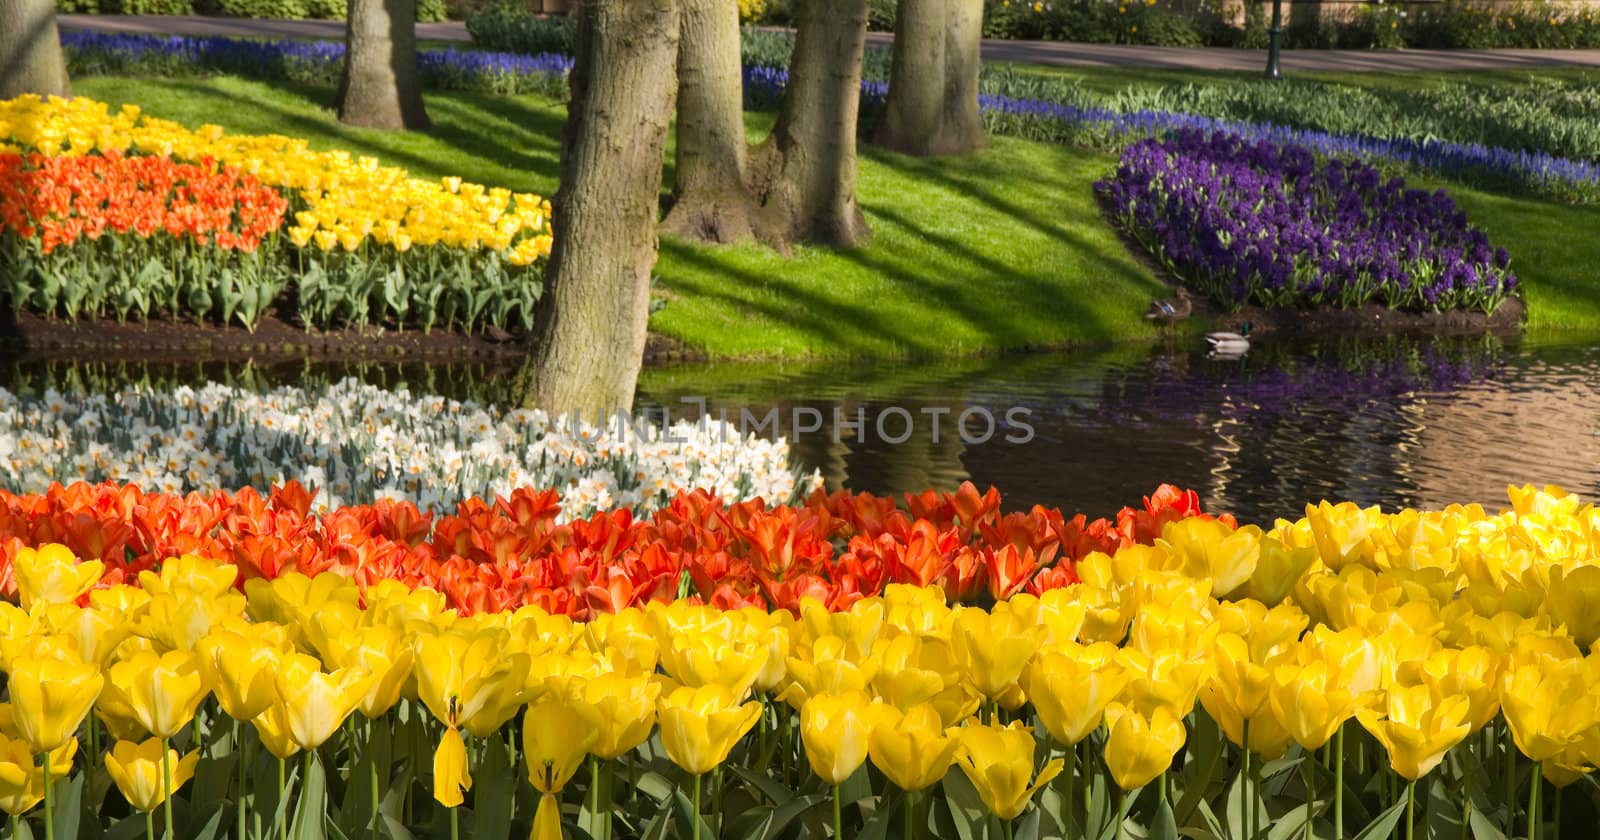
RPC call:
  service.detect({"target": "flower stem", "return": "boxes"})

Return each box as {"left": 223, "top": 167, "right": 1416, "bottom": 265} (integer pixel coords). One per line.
{"left": 163, "top": 738, "right": 176, "bottom": 840}
{"left": 1406, "top": 779, "right": 1416, "bottom": 840}
{"left": 450, "top": 803, "right": 460, "bottom": 840}
{"left": 277, "top": 756, "right": 287, "bottom": 840}
{"left": 1241, "top": 720, "right": 1252, "bottom": 840}
{"left": 42, "top": 754, "right": 54, "bottom": 840}
{"left": 904, "top": 787, "right": 916, "bottom": 840}
{"left": 833, "top": 783, "right": 843, "bottom": 839}
{"left": 1504, "top": 726, "right": 1517, "bottom": 835}
{"left": 1116, "top": 789, "right": 1129, "bottom": 840}
{"left": 369, "top": 723, "right": 380, "bottom": 840}
{"left": 1334, "top": 726, "right": 1345, "bottom": 840}
{"left": 1528, "top": 767, "right": 1541, "bottom": 840}
{"left": 693, "top": 774, "right": 703, "bottom": 840}
{"left": 1064, "top": 744, "right": 1076, "bottom": 836}
{"left": 235, "top": 721, "right": 248, "bottom": 840}
{"left": 147, "top": 808, "right": 155, "bottom": 840}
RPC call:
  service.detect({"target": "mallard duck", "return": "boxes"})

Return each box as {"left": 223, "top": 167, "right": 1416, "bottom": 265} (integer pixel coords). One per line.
{"left": 1206, "top": 322, "right": 1253, "bottom": 357}
{"left": 1144, "top": 287, "right": 1193, "bottom": 325}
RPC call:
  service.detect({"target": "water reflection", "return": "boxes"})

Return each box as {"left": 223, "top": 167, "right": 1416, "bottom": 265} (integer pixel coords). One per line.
{"left": 3, "top": 333, "right": 1598, "bottom": 526}
{"left": 636, "top": 333, "right": 1600, "bottom": 525}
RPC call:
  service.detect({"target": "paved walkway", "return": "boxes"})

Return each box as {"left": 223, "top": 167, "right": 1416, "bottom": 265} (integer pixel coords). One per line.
{"left": 60, "top": 14, "right": 1600, "bottom": 71}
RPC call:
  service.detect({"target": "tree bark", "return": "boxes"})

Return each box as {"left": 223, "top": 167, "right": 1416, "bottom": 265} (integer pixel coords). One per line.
{"left": 661, "top": 0, "right": 775, "bottom": 245}
{"left": 520, "top": 0, "right": 680, "bottom": 418}
{"left": 748, "top": 0, "right": 872, "bottom": 249}
{"left": 875, "top": 0, "right": 986, "bottom": 156}
{"left": 336, "top": 0, "right": 430, "bottom": 130}
{"left": 0, "top": 0, "right": 72, "bottom": 101}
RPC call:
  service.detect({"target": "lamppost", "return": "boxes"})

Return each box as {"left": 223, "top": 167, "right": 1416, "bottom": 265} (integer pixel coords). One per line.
{"left": 1265, "top": 0, "right": 1285, "bottom": 77}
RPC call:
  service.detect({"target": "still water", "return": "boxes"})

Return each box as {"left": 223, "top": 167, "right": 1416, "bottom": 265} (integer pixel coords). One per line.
{"left": 4, "top": 331, "right": 1598, "bottom": 525}
{"left": 636, "top": 332, "right": 1600, "bottom": 524}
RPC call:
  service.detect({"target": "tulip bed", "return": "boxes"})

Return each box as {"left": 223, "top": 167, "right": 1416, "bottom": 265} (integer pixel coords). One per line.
{"left": 0, "top": 481, "right": 1597, "bottom": 840}
{"left": 0, "top": 95, "right": 552, "bottom": 333}
{"left": 1097, "top": 130, "right": 1521, "bottom": 313}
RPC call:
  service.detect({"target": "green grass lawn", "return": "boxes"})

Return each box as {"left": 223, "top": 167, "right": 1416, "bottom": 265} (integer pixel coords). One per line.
{"left": 70, "top": 71, "right": 1600, "bottom": 358}
{"left": 74, "top": 75, "right": 1167, "bottom": 359}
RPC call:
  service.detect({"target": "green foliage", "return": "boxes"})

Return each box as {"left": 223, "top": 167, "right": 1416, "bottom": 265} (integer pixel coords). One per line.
{"left": 982, "top": 0, "right": 1204, "bottom": 46}
{"left": 57, "top": 0, "right": 196, "bottom": 12}
{"left": 65, "top": 0, "right": 449, "bottom": 21}
{"left": 464, "top": 7, "right": 576, "bottom": 54}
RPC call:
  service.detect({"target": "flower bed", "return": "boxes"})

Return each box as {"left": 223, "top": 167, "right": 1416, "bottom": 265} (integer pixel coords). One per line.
{"left": 0, "top": 379, "right": 808, "bottom": 515}
{"left": 0, "top": 480, "right": 1220, "bottom": 615}
{"left": 1096, "top": 130, "right": 1519, "bottom": 312}
{"left": 0, "top": 483, "right": 1594, "bottom": 839}
{"left": 0, "top": 95, "right": 552, "bottom": 332}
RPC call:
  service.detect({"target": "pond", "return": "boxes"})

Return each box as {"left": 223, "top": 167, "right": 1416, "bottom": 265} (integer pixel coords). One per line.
{"left": 3, "top": 330, "right": 1597, "bottom": 525}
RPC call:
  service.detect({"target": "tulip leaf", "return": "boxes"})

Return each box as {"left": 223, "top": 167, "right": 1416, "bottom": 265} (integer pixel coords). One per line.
{"left": 1016, "top": 807, "right": 1044, "bottom": 840}
{"left": 1151, "top": 796, "right": 1180, "bottom": 840}
{"left": 1424, "top": 776, "right": 1462, "bottom": 840}
{"left": 728, "top": 793, "right": 829, "bottom": 840}
{"left": 188, "top": 805, "right": 228, "bottom": 840}
{"left": 1176, "top": 713, "right": 1226, "bottom": 824}
{"left": 192, "top": 752, "right": 237, "bottom": 820}
{"left": 1348, "top": 795, "right": 1408, "bottom": 840}
{"left": 668, "top": 786, "right": 714, "bottom": 840}
{"left": 726, "top": 763, "right": 800, "bottom": 807}
{"left": 13, "top": 816, "right": 34, "bottom": 840}
{"left": 1263, "top": 801, "right": 1316, "bottom": 840}
{"left": 49, "top": 770, "right": 83, "bottom": 840}
{"left": 939, "top": 771, "right": 989, "bottom": 840}
{"left": 1224, "top": 770, "right": 1268, "bottom": 840}
{"left": 1466, "top": 802, "right": 1508, "bottom": 840}
{"left": 1194, "top": 798, "right": 1227, "bottom": 840}
{"left": 288, "top": 753, "right": 328, "bottom": 840}
{"left": 472, "top": 733, "right": 515, "bottom": 840}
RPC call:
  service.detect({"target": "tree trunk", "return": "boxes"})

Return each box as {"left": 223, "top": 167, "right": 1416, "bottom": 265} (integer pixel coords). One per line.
{"left": 875, "top": 0, "right": 986, "bottom": 156}
{"left": 336, "top": 0, "right": 430, "bottom": 130}
{"left": 748, "top": 0, "right": 872, "bottom": 249}
{"left": 661, "top": 0, "right": 775, "bottom": 245}
{"left": 520, "top": 0, "right": 680, "bottom": 418}
{"left": 0, "top": 0, "right": 71, "bottom": 101}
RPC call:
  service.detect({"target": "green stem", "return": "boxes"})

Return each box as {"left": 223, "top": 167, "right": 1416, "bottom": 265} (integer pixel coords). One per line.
{"left": 1407, "top": 780, "right": 1416, "bottom": 840}
{"left": 147, "top": 808, "right": 155, "bottom": 840}
{"left": 834, "top": 783, "right": 843, "bottom": 839}
{"left": 369, "top": 723, "right": 380, "bottom": 840}
{"left": 42, "top": 753, "right": 54, "bottom": 840}
{"left": 904, "top": 787, "right": 916, "bottom": 840}
{"left": 713, "top": 765, "right": 724, "bottom": 839}
{"left": 1242, "top": 720, "right": 1252, "bottom": 840}
{"left": 1064, "top": 743, "right": 1077, "bottom": 836}
{"left": 1505, "top": 726, "right": 1517, "bottom": 835}
{"left": 1117, "top": 789, "right": 1129, "bottom": 840}
{"left": 277, "top": 756, "right": 287, "bottom": 840}
{"left": 588, "top": 756, "right": 600, "bottom": 836}
{"left": 693, "top": 774, "right": 703, "bottom": 840}
{"left": 236, "top": 721, "right": 248, "bottom": 840}
{"left": 451, "top": 803, "right": 459, "bottom": 840}
{"left": 1528, "top": 766, "right": 1540, "bottom": 840}
{"left": 163, "top": 738, "right": 175, "bottom": 840}
{"left": 1335, "top": 726, "right": 1345, "bottom": 840}
{"left": 1301, "top": 758, "right": 1313, "bottom": 840}
{"left": 1003, "top": 811, "right": 1015, "bottom": 840}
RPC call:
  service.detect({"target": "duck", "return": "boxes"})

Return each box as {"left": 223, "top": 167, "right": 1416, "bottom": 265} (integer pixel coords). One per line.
{"left": 1206, "top": 322, "right": 1253, "bottom": 358}
{"left": 1144, "top": 287, "right": 1193, "bottom": 325}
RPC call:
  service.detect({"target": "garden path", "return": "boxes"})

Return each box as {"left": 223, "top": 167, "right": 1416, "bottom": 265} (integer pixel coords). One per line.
{"left": 60, "top": 13, "right": 1600, "bottom": 71}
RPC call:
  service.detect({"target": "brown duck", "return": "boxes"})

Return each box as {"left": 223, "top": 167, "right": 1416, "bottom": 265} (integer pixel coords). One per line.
{"left": 1144, "top": 287, "right": 1193, "bottom": 325}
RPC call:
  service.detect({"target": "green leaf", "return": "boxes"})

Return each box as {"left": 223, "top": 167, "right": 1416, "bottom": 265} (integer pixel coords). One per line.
{"left": 726, "top": 763, "right": 799, "bottom": 808}
{"left": 1017, "top": 807, "right": 1044, "bottom": 840}
{"left": 1467, "top": 801, "right": 1508, "bottom": 840}
{"left": 729, "top": 793, "right": 830, "bottom": 840}
{"left": 50, "top": 768, "right": 83, "bottom": 840}
{"left": 472, "top": 734, "right": 516, "bottom": 840}
{"left": 1224, "top": 770, "right": 1268, "bottom": 840}
{"left": 1177, "top": 713, "right": 1226, "bottom": 824}
{"left": 1151, "top": 795, "right": 1180, "bottom": 840}
{"left": 188, "top": 805, "right": 229, "bottom": 840}
{"left": 288, "top": 753, "right": 327, "bottom": 840}
{"left": 941, "top": 771, "right": 987, "bottom": 840}
{"left": 1348, "top": 795, "right": 1408, "bottom": 840}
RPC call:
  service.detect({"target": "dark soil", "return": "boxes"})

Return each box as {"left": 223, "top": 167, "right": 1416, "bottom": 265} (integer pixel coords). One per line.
{"left": 1207, "top": 297, "right": 1527, "bottom": 339}
{"left": 0, "top": 310, "right": 709, "bottom": 366}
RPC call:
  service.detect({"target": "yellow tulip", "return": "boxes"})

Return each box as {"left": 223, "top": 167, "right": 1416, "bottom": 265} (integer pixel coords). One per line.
{"left": 251, "top": 703, "right": 301, "bottom": 761}
{"left": 1160, "top": 518, "right": 1262, "bottom": 598}
{"left": 104, "top": 649, "right": 208, "bottom": 739}
{"left": 1268, "top": 659, "right": 1357, "bottom": 751}
{"left": 954, "top": 722, "right": 1063, "bottom": 820}
{"left": 1355, "top": 685, "right": 1471, "bottom": 780}
{"left": 0, "top": 731, "right": 44, "bottom": 816}
{"left": 657, "top": 684, "right": 762, "bottom": 776}
{"left": 9, "top": 653, "right": 103, "bottom": 753}
{"left": 330, "top": 625, "right": 414, "bottom": 719}
{"left": 1199, "top": 634, "right": 1289, "bottom": 757}
{"left": 1022, "top": 642, "right": 1129, "bottom": 747}
{"left": 1501, "top": 657, "right": 1596, "bottom": 762}
{"left": 38, "top": 603, "right": 131, "bottom": 667}
{"left": 136, "top": 555, "right": 239, "bottom": 599}
{"left": 868, "top": 704, "right": 960, "bottom": 793}
{"left": 870, "top": 634, "right": 952, "bottom": 710}
{"left": 524, "top": 694, "right": 599, "bottom": 840}
{"left": 659, "top": 631, "right": 769, "bottom": 701}
{"left": 103, "top": 737, "right": 200, "bottom": 813}
{"left": 1104, "top": 703, "right": 1188, "bottom": 791}
{"left": 414, "top": 630, "right": 530, "bottom": 737}
{"left": 800, "top": 691, "right": 880, "bottom": 786}
{"left": 1245, "top": 538, "right": 1317, "bottom": 606}
{"left": 13, "top": 544, "right": 104, "bottom": 611}
{"left": 782, "top": 635, "right": 879, "bottom": 709}
{"left": 196, "top": 631, "right": 281, "bottom": 722}
{"left": 952, "top": 605, "right": 1043, "bottom": 706}
{"left": 574, "top": 672, "right": 661, "bottom": 760}
{"left": 273, "top": 653, "right": 374, "bottom": 750}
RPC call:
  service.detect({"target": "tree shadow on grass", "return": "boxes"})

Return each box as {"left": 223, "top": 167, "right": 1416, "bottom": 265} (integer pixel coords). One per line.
{"left": 150, "top": 76, "right": 565, "bottom": 189}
